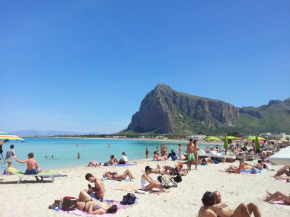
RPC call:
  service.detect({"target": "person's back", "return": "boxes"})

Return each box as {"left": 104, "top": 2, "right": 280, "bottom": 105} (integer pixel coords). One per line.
{"left": 26, "top": 158, "right": 38, "bottom": 171}
{"left": 198, "top": 206, "right": 217, "bottom": 217}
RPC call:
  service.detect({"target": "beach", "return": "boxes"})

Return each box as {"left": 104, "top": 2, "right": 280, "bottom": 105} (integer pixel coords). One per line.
{"left": 1, "top": 159, "right": 290, "bottom": 217}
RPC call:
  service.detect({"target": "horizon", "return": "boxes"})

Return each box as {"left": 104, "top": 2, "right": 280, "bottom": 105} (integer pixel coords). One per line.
{"left": 1, "top": 1, "right": 290, "bottom": 134}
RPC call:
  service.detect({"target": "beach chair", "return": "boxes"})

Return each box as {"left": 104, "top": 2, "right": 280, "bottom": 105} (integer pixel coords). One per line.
{"left": 158, "top": 174, "right": 177, "bottom": 189}
{"left": 7, "top": 167, "right": 59, "bottom": 183}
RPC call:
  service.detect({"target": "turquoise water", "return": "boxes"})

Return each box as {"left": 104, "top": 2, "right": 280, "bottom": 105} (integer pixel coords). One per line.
{"left": 0, "top": 138, "right": 211, "bottom": 171}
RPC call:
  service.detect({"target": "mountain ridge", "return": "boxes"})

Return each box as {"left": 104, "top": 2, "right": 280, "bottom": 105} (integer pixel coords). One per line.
{"left": 123, "top": 83, "right": 290, "bottom": 135}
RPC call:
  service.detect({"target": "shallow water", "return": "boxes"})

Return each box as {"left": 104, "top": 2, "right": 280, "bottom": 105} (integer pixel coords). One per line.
{"left": 0, "top": 137, "right": 214, "bottom": 171}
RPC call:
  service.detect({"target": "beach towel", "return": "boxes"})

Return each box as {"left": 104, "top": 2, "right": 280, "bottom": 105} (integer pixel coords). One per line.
{"left": 101, "top": 177, "right": 132, "bottom": 182}
{"left": 115, "top": 164, "right": 135, "bottom": 167}
{"left": 135, "top": 189, "right": 160, "bottom": 195}
{"left": 275, "top": 200, "right": 290, "bottom": 209}
{"left": 57, "top": 200, "right": 134, "bottom": 216}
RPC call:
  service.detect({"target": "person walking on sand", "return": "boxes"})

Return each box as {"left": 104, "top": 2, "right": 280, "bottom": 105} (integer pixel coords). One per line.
{"left": 178, "top": 144, "right": 182, "bottom": 160}
{"left": 193, "top": 140, "right": 200, "bottom": 170}
{"left": 78, "top": 153, "right": 81, "bottom": 159}
{"left": 85, "top": 173, "right": 105, "bottom": 201}
{"left": 5, "top": 144, "right": 16, "bottom": 167}
{"left": 145, "top": 148, "right": 149, "bottom": 159}
{"left": 15, "top": 152, "right": 43, "bottom": 181}
{"left": 187, "top": 138, "right": 195, "bottom": 171}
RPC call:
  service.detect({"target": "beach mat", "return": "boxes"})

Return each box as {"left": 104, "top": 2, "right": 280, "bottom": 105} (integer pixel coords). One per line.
{"left": 57, "top": 199, "right": 134, "bottom": 216}
{"left": 115, "top": 164, "right": 136, "bottom": 167}
{"left": 101, "top": 178, "right": 133, "bottom": 182}
{"left": 275, "top": 200, "right": 290, "bottom": 209}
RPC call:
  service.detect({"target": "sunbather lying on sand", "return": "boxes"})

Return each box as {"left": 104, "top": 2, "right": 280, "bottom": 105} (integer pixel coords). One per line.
{"left": 141, "top": 166, "right": 169, "bottom": 193}
{"left": 226, "top": 160, "right": 246, "bottom": 174}
{"left": 103, "top": 169, "right": 135, "bottom": 181}
{"left": 76, "top": 190, "right": 117, "bottom": 215}
{"left": 198, "top": 191, "right": 261, "bottom": 217}
{"left": 263, "top": 190, "right": 290, "bottom": 204}
{"left": 87, "top": 160, "right": 102, "bottom": 167}
{"left": 273, "top": 166, "right": 290, "bottom": 178}
{"left": 142, "top": 163, "right": 187, "bottom": 175}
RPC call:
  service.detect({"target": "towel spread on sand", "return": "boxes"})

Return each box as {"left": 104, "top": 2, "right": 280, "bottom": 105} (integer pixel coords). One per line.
{"left": 101, "top": 178, "right": 132, "bottom": 182}
{"left": 115, "top": 164, "right": 136, "bottom": 166}
{"left": 57, "top": 200, "right": 134, "bottom": 216}
{"left": 275, "top": 200, "right": 290, "bottom": 209}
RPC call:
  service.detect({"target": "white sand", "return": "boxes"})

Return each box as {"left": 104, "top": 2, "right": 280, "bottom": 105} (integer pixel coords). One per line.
{"left": 1, "top": 159, "right": 290, "bottom": 217}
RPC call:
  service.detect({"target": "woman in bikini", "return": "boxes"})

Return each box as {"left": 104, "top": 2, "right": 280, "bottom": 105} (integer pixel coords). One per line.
{"left": 76, "top": 190, "right": 117, "bottom": 215}
{"left": 263, "top": 190, "right": 290, "bottom": 204}
{"left": 141, "top": 166, "right": 169, "bottom": 192}
{"left": 103, "top": 169, "right": 135, "bottom": 181}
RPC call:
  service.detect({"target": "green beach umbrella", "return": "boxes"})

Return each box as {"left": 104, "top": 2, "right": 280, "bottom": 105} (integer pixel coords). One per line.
{"left": 246, "top": 136, "right": 265, "bottom": 141}
{"left": 255, "top": 136, "right": 261, "bottom": 149}
{"left": 205, "top": 136, "right": 221, "bottom": 141}
{"left": 224, "top": 136, "right": 229, "bottom": 150}
{"left": 221, "top": 136, "right": 237, "bottom": 141}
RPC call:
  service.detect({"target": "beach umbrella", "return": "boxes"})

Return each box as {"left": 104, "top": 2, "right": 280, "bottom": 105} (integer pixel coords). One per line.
{"left": 267, "top": 146, "right": 290, "bottom": 166}
{"left": 224, "top": 136, "right": 229, "bottom": 150}
{"left": 246, "top": 136, "right": 265, "bottom": 141}
{"left": 221, "top": 136, "right": 237, "bottom": 140}
{"left": 255, "top": 136, "right": 261, "bottom": 149}
{"left": 205, "top": 137, "right": 221, "bottom": 141}
{"left": 0, "top": 132, "right": 24, "bottom": 141}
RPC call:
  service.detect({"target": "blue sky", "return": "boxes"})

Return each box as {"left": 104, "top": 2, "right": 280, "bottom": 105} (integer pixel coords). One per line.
{"left": 1, "top": 0, "right": 290, "bottom": 134}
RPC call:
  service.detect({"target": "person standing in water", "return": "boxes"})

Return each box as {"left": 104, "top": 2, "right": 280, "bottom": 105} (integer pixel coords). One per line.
{"left": 78, "top": 153, "right": 81, "bottom": 159}
{"left": 145, "top": 148, "right": 149, "bottom": 159}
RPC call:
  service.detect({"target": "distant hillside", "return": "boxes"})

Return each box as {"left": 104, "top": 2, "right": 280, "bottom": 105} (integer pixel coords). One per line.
{"left": 121, "top": 83, "right": 290, "bottom": 135}
{"left": 14, "top": 130, "right": 86, "bottom": 137}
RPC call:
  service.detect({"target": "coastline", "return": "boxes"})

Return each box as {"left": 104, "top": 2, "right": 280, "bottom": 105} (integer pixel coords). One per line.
{"left": 1, "top": 158, "right": 290, "bottom": 217}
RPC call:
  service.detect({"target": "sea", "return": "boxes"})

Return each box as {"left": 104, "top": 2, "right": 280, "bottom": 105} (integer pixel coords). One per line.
{"left": 0, "top": 137, "right": 214, "bottom": 172}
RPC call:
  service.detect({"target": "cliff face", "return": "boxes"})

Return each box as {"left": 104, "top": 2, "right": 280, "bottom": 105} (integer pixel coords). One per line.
{"left": 127, "top": 84, "right": 239, "bottom": 134}
{"left": 124, "top": 83, "right": 290, "bottom": 135}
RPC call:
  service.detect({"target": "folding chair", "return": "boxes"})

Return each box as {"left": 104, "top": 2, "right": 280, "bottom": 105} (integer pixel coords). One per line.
{"left": 158, "top": 174, "right": 177, "bottom": 189}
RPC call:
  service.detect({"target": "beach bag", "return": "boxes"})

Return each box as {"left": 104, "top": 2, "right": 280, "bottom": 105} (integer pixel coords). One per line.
{"left": 62, "top": 197, "right": 77, "bottom": 211}
{"left": 157, "top": 175, "right": 163, "bottom": 183}
{"left": 251, "top": 167, "right": 259, "bottom": 174}
{"left": 173, "top": 171, "right": 182, "bottom": 183}
{"left": 118, "top": 159, "right": 126, "bottom": 164}
{"left": 120, "top": 193, "right": 137, "bottom": 205}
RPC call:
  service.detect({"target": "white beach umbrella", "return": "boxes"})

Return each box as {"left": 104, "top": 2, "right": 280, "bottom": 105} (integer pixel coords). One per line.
{"left": 267, "top": 146, "right": 290, "bottom": 166}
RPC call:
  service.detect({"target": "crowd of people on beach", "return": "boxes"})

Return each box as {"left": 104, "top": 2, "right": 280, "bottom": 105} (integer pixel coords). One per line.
{"left": 1, "top": 137, "right": 289, "bottom": 216}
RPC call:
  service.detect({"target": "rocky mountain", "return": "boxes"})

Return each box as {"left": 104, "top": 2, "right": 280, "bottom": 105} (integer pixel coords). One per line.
{"left": 123, "top": 83, "right": 290, "bottom": 135}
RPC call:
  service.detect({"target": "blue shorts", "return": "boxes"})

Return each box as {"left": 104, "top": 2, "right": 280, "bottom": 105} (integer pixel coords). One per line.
{"left": 89, "top": 192, "right": 103, "bottom": 202}
{"left": 25, "top": 168, "right": 39, "bottom": 174}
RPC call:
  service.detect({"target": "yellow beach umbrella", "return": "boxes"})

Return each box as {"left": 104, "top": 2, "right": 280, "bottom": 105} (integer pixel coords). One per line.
{"left": 0, "top": 132, "right": 24, "bottom": 141}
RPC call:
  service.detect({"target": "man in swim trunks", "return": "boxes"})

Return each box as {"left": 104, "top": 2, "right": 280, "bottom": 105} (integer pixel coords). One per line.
{"left": 187, "top": 138, "right": 195, "bottom": 171}
{"left": 15, "top": 152, "right": 43, "bottom": 181}
{"left": 85, "top": 173, "right": 105, "bottom": 202}
{"left": 198, "top": 191, "right": 261, "bottom": 217}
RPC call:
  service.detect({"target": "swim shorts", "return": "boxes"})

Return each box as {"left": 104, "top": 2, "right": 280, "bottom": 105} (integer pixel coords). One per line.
{"left": 25, "top": 168, "right": 39, "bottom": 174}
{"left": 188, "top": 153, "right": 195, "bottom": 161}
{"left": 89, "top": 192, "right": 103, "bottom": 202}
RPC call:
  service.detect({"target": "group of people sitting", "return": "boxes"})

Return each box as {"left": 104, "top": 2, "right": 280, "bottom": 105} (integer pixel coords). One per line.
{"left": 198, "top": 191, "right": 261, "bottom": 217}
{"left": 87, "top": 152, "right": 129, "bottom": 167}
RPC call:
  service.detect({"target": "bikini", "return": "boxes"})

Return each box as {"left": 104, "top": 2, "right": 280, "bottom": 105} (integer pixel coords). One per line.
{"left": 83, "top": 199, "right": 93, "bottom": 211}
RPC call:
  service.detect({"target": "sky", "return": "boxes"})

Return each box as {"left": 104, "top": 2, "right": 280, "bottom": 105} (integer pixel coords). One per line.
{"left": 1, "top": 0, "right": 290, "bottom": 134}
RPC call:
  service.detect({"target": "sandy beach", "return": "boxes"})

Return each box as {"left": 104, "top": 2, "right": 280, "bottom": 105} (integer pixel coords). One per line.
{"left": 1, "top": 159, "right": 290, "bottom": 217}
